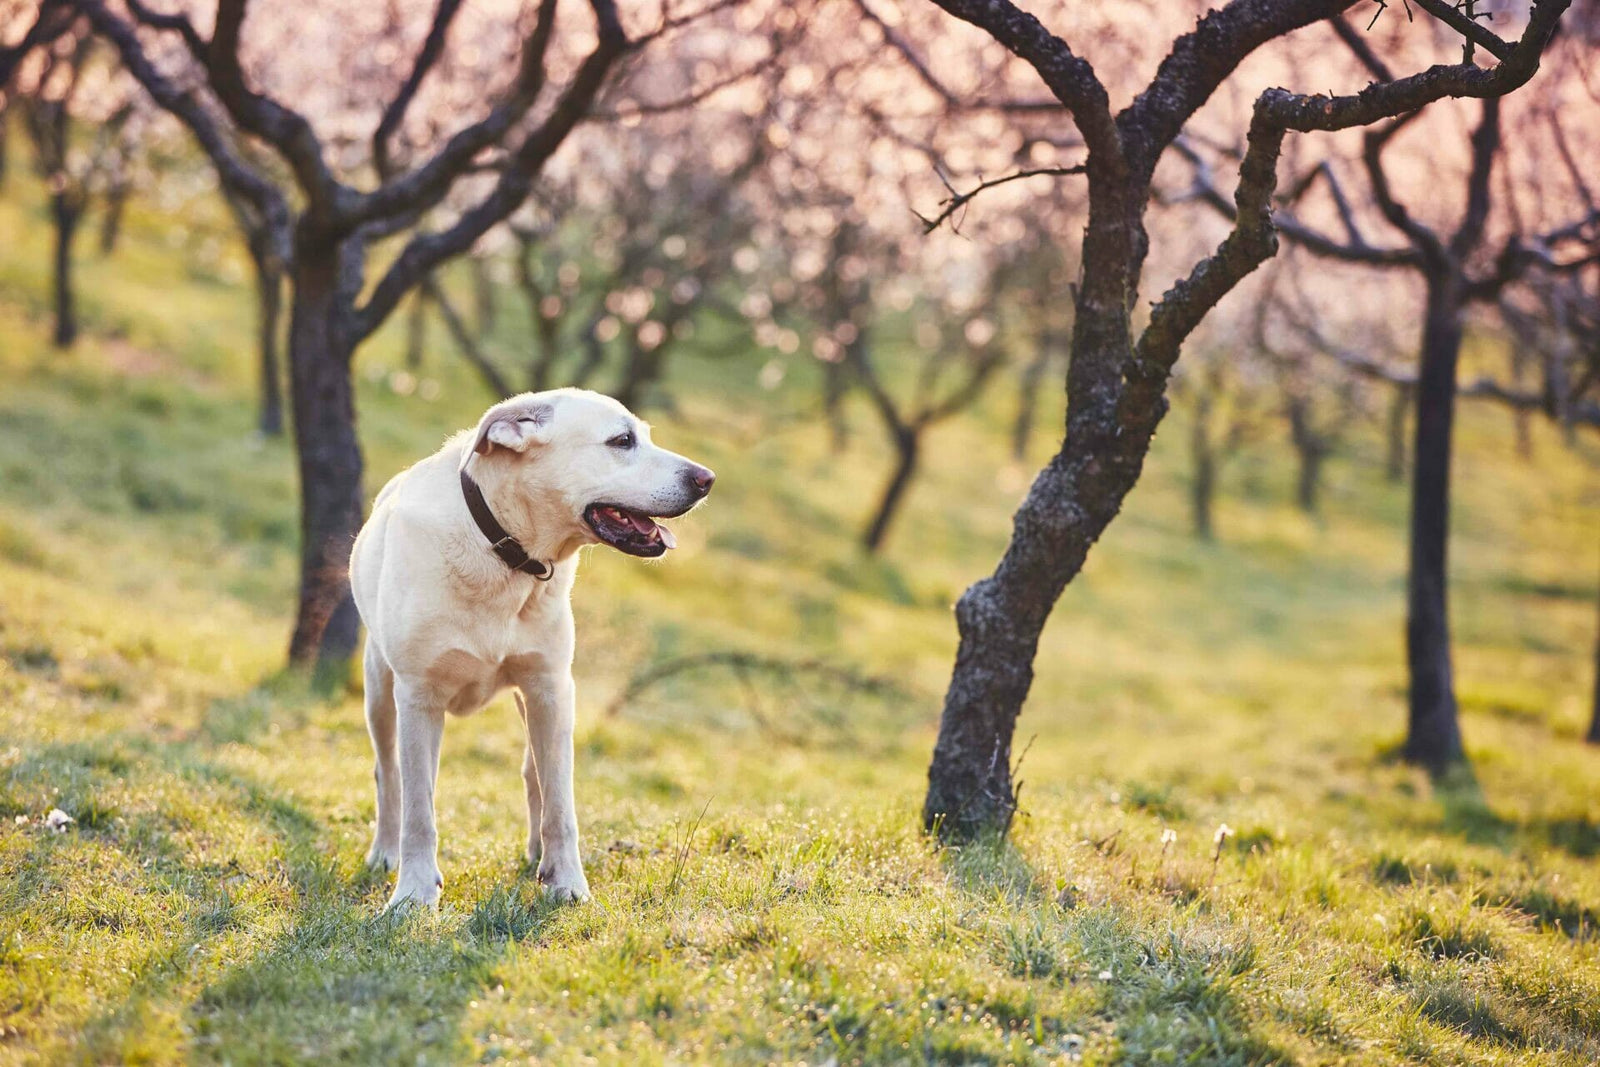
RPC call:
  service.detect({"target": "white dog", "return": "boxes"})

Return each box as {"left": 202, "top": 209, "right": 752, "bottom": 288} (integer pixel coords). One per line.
{"left": 350, "top": 388, "right": 714, "bottom": 909}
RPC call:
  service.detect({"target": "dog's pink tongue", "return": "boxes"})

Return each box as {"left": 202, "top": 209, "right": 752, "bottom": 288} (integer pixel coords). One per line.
{"left": 658, "top": 524, "right": 677, "bottom": 549}
{"left": 628, "top": 513, "right": 654, "bottom": 534}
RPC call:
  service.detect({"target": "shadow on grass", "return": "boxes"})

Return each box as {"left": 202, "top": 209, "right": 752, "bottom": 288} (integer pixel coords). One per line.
{"left": 188, "top": 875, "right": 562, "bottom": 1064}
{"left": 0, "top": 732, "right": 556, "bottom": 1063}
{"left": 1421, "top": 772, "right": 1600, "bottom": 860}
{"left": 196, "top": 669, "right": 336, "bottom": 746}
{"left": 937, "top": 834, "right": 1293, "bottom": 1065}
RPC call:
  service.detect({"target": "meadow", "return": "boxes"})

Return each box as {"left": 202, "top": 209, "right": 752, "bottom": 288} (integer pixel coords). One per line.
{"left": 1, "top": 169, "right": 1599, "bottom": 1065}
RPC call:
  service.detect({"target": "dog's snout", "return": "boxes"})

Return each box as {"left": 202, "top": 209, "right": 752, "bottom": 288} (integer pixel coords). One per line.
{"left": 683, "top": 464, "right": 716, "bottom": 498}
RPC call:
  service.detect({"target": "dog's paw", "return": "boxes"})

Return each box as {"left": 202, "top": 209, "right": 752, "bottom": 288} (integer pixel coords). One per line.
{"left": 385, "top": 868, "right": 443, "bottom": 911}
{"left": 537, "top": 862, "right": 589, "bottom": 903}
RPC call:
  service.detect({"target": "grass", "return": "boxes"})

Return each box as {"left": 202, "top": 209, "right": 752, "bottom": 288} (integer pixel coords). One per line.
{"left": 1, "top": 161, "right": 1600, "bottom": 1065}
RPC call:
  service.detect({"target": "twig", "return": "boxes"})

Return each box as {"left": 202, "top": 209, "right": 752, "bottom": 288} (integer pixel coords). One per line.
{"left": 918, "top": 166, "right": 1086, "bottom": 234}
{"left": 667, "top": 797, "right": 712, "bottom": 893}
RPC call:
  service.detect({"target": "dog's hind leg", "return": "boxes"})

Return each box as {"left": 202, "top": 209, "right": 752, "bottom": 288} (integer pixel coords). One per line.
{"left": 513, "top": 691, "right": 544, "bottom": 867}
{"left": 363, "top": 640, "right": 401, "bottom": 872}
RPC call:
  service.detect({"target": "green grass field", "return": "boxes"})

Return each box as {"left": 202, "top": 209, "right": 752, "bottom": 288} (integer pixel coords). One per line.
{"left": 2, "top": 167, "right": 1600, "bottom": 1065}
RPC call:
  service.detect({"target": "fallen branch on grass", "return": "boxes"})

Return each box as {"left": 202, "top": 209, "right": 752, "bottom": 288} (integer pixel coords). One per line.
{"left": 605, "top": 651, "right": 907, "bottom": 727}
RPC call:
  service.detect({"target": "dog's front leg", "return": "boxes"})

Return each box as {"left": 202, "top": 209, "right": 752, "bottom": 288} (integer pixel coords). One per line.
{"left": 518, "top": 672, "right": 589, "bottom": 902}
{"left": 512, "top": 691, "right": 543, "bottom": 866}
{"left": 387, "top": 683, "right": 446, "bottom": 910}
{"left": 363, "top": 641, "right": 401, "bottom": 872}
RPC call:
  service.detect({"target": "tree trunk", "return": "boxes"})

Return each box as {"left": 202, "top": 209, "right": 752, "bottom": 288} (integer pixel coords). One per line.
{"left": 572, "top": 314, "right": 609, "bottom": 389}
{"left": 924, "top": 176, "right": 1153, "bottom": 839}
{"left": 1011, "top": 331, "right": 1055, "bottom": 461}
{"left": 256, "top": 253, "right": 285, "bottom": 436}
{"left": 863, "top": 429, "right": 919, "bottom": 553}
{"left": 528, "top": 316, "right": 560, "bottom": 391}
{"left": 1286, "top": 399, "right": 1324, "bottom": 515}
{"left": 405, "top": 288, "right": 426, "bottom": 371}
{"left": 615, "top": 328, "right": 679, "bottom": 412}
{"left": 1295, "top": 445, "right": 1324, "bottom": 515}
{"left": 1403, "top": 274, "right": 1467, "bottom": 771}
{"left": 1588, "top": 565, "right": 1600, "bottom": 746}
{"left": 284, "top": 248, "right": 364, "bottom": 673}
{"left": 824, "top": 357, "right": 851, "bottom": 455}
{"left": 1190, "top": 392, "right": 1216, "bottom": 541}
{"left": 427, "top": 275, "right": 512, "bottom": 398}
{"left": 1512, "top": 408, "right": 1533, "bottom": 461}
{"left": 1386, "top": 385, "right": 1408, "bottom": 484}
{"left": 50, "top": 191, "right": 82, "bottom": 348}
{"left": 472, "top": 255, "right": 496, "bottom": 335}
{"left": 98, "top": 185, "right": 128, "bottom": 256}
{"left": 614, "top": 341, "right": 649, "bottom": 410}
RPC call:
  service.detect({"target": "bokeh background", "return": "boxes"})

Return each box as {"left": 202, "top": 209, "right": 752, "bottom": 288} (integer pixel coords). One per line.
{"left": 1, "top": 0, "right": 1598, "bottom": 1062}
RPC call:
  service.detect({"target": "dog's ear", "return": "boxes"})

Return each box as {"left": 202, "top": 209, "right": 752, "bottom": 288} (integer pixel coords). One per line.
{"left": 461, "top": 396, "right": 555, "bottom": 469}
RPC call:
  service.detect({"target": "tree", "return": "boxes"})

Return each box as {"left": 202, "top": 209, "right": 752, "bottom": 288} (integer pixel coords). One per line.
{"left": 1005, "top": 236, "right": 1075, "bottom": 462}
{"left": 80, "top": 0, "right": 633, "bottom": 670}
{"left": 1174, "top": 347, "right": 1264, "bottom": 539}
{"left": 1179, "top": 18, "right": 1599, "bottom": 770}
{"left": 0, "top": 1, "right": 73, "bottom": 97}
{"left": 913, "top": 0, "right": 1570, "bottom": 838}
{"left": 1252, "top": 255, "right": 1398, "bottom": 514}
{"left": 853, "top": 279, "right": 1005, "bottom": 552}
{"left": 416, "top": 21, "right": 787, "bottom": 409}
{"left": 217, "top": 174, "right": 291, "bottom": 436}
{"left": 13, "top": 21, "right": 139, "bottom": 347}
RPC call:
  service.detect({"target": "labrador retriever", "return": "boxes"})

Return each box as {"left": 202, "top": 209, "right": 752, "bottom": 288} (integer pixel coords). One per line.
{"left": 350, "top": 388, "right": 714, "bottom": 909}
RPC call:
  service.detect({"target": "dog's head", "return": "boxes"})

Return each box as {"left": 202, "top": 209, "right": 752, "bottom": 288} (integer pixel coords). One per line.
{"left": 461, "top": 389, "right": 714, "bottom": 558}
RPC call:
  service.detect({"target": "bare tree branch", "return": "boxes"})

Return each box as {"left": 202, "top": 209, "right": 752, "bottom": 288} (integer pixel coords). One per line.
{"left": 353, "top": 0, "right": 627, "bottom": 339}
{"left": 917, "top": 164, "right": 1086, "bottom": 233}
{"left": 1172, "top": 136, "right": 1420, "bottom": 265}
{"left": 924, "top": 0, "right": 1119, "bottom": 159}
{"left": 124, "top": 0, "right": 205, "bottom": 62}
{"left": 75, "top": 0, "right": 289, "bottom": 244}
{"left": 1329, "top": 13, "right": 1396, "bottom": 81}
{"left": 852, "top": 0, "right": 1061, "bottom": 114}
{"left": 1362, "top": 109, "right": 1445, "bottom": 260}
{"left": 371, "top": 0, "right": 465, "bottom": 179}
{"left": 1120, "top": 0, "right": 1354, "bottom": 174}
{"left": 1136, "top": 0, "right": 1568, "bottom": 378}
{"left": 594, "top": 46, "right": 779, "bottom": 120}
{"left": 0, "top": 0, "right": 75, "bottom": 90}
{"left": 1449, "top": 96, "right": 1499, "bottom": 257}
{"left": 1287, "top": 304, "right": 1600, "bottom": 426}
{"left": 423, "top": 275, "right": 513, "bottom": 397}
{"left": 1412, "top": 0, "right": 1512, "bottom": 61}
{"left": 343, "top": 0, "right": 559, "bottom": 226}
{"left": 206, "top": 0, "right": 345, "bottom": 215}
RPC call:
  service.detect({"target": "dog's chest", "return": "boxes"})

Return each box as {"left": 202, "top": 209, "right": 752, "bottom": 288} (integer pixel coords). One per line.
{"left": 424, "top": 643, "right": 560, "bottom": 717}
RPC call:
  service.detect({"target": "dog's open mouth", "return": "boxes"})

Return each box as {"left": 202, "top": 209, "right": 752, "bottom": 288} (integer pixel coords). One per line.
{"left": 584, "top": 504, "right": 677, "bottom": 558}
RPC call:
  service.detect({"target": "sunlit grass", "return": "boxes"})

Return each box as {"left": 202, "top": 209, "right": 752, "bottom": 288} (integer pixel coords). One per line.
{"left": 1, "top": 162, "right": 1599, "bottom": 1064}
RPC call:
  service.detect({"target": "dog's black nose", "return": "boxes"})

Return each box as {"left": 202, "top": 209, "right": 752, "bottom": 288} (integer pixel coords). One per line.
{"left": 684, "top": 465, "right": 716, "bottom": 498}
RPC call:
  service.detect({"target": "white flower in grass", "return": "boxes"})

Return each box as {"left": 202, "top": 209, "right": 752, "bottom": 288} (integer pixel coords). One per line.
{"left": 1213, "top": 823, "right": 1233, "bottom": 845}
{"left": 1160, "top": 828, "right": 1178, "bottom": 846}
{"left": 45, "top": 808, "right": 74, "bottom": 833}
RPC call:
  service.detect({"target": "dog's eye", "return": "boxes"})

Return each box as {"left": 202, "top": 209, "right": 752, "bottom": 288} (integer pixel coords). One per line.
{"left": 606, "top": 432, "right": 635, "bottom": 450}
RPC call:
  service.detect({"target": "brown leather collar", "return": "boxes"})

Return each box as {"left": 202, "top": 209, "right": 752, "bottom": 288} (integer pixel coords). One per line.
{"left": 459, "top": 468, "right": 552, "bottom": 580}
